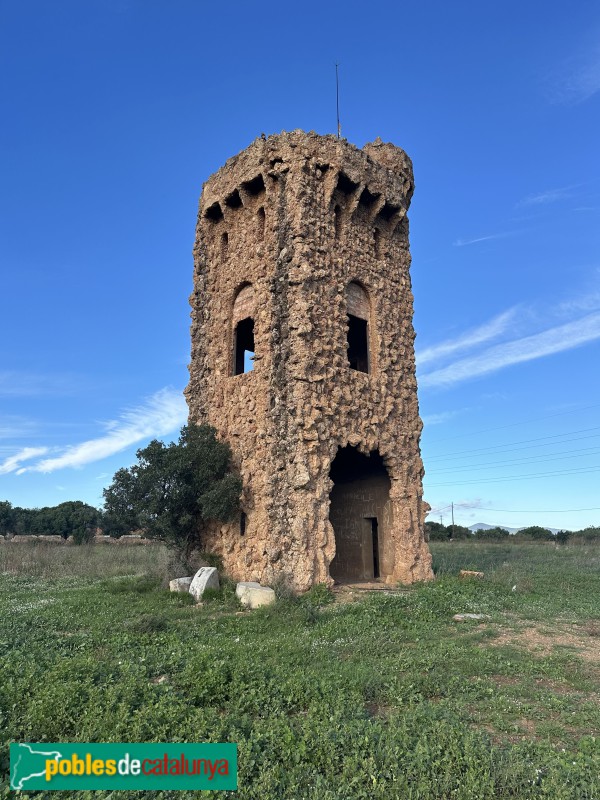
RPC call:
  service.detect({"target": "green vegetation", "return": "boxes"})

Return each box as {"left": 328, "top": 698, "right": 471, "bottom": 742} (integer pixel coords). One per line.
{"left": 0, "top": 501, "right": 100, "bottom": 543}
{"left": 0, "top": 539, "right": 169, "bottom": 581}
{"left": 1, "top": 540, "right": 599, "bottom": 798}
{"left": 102, "top": 424, "right": 242, "bottom": 567}
{"left": 425, "top": 521, "right": 600, "bottom": 545}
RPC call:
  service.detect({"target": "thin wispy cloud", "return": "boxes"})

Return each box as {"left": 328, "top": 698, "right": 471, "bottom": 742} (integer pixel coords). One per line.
{"left": 417, "top": 309, "right": 517, "bottom": 367}
{"left": 517, "top": 186, "right": 573, "bottom": 208}
{"left": 420, "top": 311, "right": 600, "bottom": 390}
{"left": 556, "top": 289, "right": 600, "bottom": 317}
{"left": 421, "top": 413, "right": 452, "bottom": 428}
{"left": 426, "top": 499, "right": 485, "bottom": 516}
{"left": 453, "top": 231, "right": 513, "bottom": 247}
{"left": 15, "top": 388, "right": 187, "bottom": 475}
{"left": 0, "top": 447, "right": 49, "bottom": 475}
{"left": 0, "top": 415, "right": 38, "bottom": 440}
{"left": 421, "top": 411, "right": 459, "bottom": 427}
{"left": 0, "top": 372, "right": 76, "bottom": 398}
{"left": 548, "top": 42, "right": 600, "bottom": 104}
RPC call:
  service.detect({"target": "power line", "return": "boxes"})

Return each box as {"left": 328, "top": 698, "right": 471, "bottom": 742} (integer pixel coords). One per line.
{"left": 423, "top": 401, "right": 600, "bottom": 444}
{"left": 426, "top": 505, "right": 600, "bottom": 517}
{"left": 425, "top": 426, "right": 600, "bottom": 462}
{"left": 425, "top": 445, "right": 600, "bottom": 474}
{"left": 426, "top": 464, "right": 600, "bottom": 487}
{"left": 474, "top": 506, "right": 600, "bottom": 514}
{"left": 425, "top": 502, "right": 600, "bottom": 517}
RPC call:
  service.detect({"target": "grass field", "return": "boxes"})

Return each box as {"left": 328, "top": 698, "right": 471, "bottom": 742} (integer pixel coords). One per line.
{"left": 1, "top": 540, "right": 599, "bottom": 799}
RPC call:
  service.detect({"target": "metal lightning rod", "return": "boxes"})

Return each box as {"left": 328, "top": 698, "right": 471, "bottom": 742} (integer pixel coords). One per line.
{"left": 336, "top": 63, "right": 341, "bottom": 139}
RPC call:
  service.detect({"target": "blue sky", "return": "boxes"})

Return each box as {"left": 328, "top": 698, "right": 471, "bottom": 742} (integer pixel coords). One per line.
{"left": 1, "top": 0, "right": 599, "bottom": 531}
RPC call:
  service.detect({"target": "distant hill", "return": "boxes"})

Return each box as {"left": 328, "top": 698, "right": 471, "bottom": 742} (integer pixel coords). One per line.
{"left": 469, "top": 522, "right": 562, "bottom": 535}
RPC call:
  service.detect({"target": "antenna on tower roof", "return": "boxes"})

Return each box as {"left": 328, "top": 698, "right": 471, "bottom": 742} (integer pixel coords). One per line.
{"left": 336, "top": 62, "right": 341, "bottom": 139}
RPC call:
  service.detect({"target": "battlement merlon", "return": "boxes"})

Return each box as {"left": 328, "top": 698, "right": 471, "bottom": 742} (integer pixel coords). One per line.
{"left": 197, "top": 131, "right": 414, "bottom": 228}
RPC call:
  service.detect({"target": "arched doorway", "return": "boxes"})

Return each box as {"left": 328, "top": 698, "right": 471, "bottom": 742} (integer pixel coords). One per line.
{"left": 328, "top": 446, "right": 392, "bottom": 582}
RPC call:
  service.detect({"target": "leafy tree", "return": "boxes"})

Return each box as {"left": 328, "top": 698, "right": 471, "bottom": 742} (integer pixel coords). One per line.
{"left": 54, "top": 501, "right": 100, "bottom": 543}
{"left": 569, "top": 526, "right": 600, "bottom": 543}
{"left": 102, "top": 424, "right": 242, "bottom": 568}
{"left": 474, "top": 526, "right": 510, "bottom": 541}
{"left": 425, "top": 521, "right": 474, "bottom": 541}
{"left": 425, "top": 521, "right": 450, "bottom": 541}
{"left": 8, "top": 501, "right": 99, "bottom": 542}
{"left": 0, "top": 501, "right": 15, "bottom": 536}
{"left": 555, "top": 529, "right": 572, "bottom": 545}
{"left": 448, "top": 524, "right": 472, "bottom": 540}
{"left": 515, "top": 525, "right": 554, "bottom": 541}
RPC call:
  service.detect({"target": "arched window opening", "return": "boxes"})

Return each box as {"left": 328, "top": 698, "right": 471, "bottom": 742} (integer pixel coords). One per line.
{"left": 234, "top": 318, "right": 255, "bottom": 374}
{"left": 347, "top": 317, "right": 369, "bottom": 372}
{"left": 345, "top": 282, "right": 370, "bottom": 374}
{"left": 232, "top": 284, "right": 256, "bottom": 376}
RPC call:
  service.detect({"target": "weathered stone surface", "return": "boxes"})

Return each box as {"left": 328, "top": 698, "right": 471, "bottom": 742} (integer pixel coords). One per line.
{"left": 169, "top": 577, "right": 193, "bottom": 593}
{"left": 452, "top": 613, "right": 490, "bottom": 622}
{"left": 459, "top": 570, "right": 485, "bottom": 579}
{"left": 185, "top": 130, "right": 433, "bottom": 591}
{"left": 235, "top": 582, "right": 276, "bottom": 608}
{"left": 189, "top": 567, "right": 220, "bottom": 601}
{"left": 235, "top": 581, "right": 262, "bottom": 592}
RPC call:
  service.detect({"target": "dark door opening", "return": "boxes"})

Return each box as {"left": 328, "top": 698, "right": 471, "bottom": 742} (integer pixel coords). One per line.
{"left": 328, "top": 446, "right": 391, "bottom": 582}
{"left": 234, "top": 317, "right": 255, "bottom": 375}
{"left": 367, "top": 517, "right": 380, "bottom": 579}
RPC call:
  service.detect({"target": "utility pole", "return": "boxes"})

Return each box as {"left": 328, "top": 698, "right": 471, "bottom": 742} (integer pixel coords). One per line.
{"left": 451, "top": 502, "right": 455, "bottom": 540}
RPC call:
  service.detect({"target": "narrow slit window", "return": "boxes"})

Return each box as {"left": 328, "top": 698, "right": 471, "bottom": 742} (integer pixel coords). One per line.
{"left": 257, "top": 207, "right": 265, "bottom": 240}
{"left": 234, "top": 317, "right": 255, "bottom": 375}
{"left": 221, "top": 232, "right": 229, "bottom": 260}
{"left": 373, "top": 227, "right": 381, "bottom": 258}
{"left": 240, "top": 512, "right": 247, "bottom": 536}
{"left": 347, "top": 314, "right": 369, "bottom": 373}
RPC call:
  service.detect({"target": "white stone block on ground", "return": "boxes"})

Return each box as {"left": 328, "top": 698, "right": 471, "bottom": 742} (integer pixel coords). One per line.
{"left": 169, "top": 577, "right": 193, "bottom": 593}
{"left": 452, "top": 613, "right": 490, "bottom": 622}
{"left": 235, "top": 582, "right": 276, "bottom": 609}
{"left": 189, "top": 567, "right": 219, "bottom": 602}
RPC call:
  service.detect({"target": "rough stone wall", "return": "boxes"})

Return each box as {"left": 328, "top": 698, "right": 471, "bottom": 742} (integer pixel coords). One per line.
{"left": 185, "top": 130, "right": 433, "bottom": 591}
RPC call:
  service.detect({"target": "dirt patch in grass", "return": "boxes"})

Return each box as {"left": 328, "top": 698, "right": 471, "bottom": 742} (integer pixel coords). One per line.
{"left": 490, "top": 674, "right": 578, "bottom": 695}
{"left": 365, "top": 701, "right": 395, "bottom": 718}
{"left": 516, "top": 717, "right": 536, "bottom": 734}
{"left": 484, "top": 621, "right": 600, "bottom": 664}
{"left": 583, "top": 620, "right": 600, "bottom": 638}
{"left": 489, "top": 675, "right": 522, "bottom": 688}
{"left": 331, "top": 584, "right": 412, "bottom": 605}
{"left": 531, "top": 677, "right": 576, "bottom": 694}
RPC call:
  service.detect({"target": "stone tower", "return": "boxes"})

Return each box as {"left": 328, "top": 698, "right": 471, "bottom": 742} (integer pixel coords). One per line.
{"left": 186, "top": 130, "right": 433, "bottom": 592}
